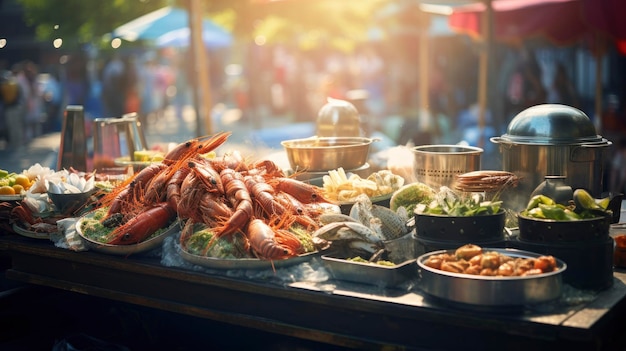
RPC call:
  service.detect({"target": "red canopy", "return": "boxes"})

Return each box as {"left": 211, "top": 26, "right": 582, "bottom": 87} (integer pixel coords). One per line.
{"left": 448, "top": 0, "right": 626, "bottom": 44}
{"left": 583, "top": 0, "right": 626, "bottom": 41}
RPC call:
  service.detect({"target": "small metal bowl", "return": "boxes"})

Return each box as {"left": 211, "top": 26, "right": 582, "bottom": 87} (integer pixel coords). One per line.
{"left": 281, "top": 136, "right": 378, "bottom": 172}
{"left": 48, "top": 189, "right": 97, "bottom": 215}
{"left": 417, "top": 248, "right": 566, "bottom": 307}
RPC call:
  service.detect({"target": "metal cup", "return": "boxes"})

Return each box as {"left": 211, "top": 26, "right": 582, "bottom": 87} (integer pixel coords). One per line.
{"left": 91, "top": 113, "right": 148, "bottom": 176}
{"left": 58, "top": 105, "right": 87, "bottom": 171}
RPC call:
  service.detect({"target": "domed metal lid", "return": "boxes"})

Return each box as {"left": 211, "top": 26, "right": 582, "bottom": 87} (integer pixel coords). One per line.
{"left": 500, "top": 104, "right": 604, "bottom": 145}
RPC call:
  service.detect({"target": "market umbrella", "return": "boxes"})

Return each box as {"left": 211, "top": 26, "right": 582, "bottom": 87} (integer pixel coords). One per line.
{"left": 448, "top": 0, "right": 586, "bottom": 44}
{"left": 155, "top": 23, "right": 231, "bottom": 49}
{"left": 112, "top": 6, "right": 232, "bottom": 46}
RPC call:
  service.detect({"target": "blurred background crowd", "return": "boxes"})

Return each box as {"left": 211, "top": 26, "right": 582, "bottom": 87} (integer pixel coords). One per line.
{"left": 0, "top": 0, "right": 625, "bottom": 194}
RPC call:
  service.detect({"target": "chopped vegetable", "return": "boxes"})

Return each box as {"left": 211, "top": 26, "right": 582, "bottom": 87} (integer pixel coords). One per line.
{"left": 323, "top": 167, "right": 404, "bottom": 202}
{"left": 347, "top": 256, "right": 395, "bottom": 266}
{"left": 389, "top": 182, "right": 436, "bottom": 214}
{"left": 521, "top": 189, "right": 612, "bottom": 220}
{"left": 415, "top": 187, "right": 502, "bottom": 217}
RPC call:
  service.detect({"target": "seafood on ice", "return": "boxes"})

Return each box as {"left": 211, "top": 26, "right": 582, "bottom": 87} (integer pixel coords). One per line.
{"left": 96, "top": 132, "right": 340, "bottom": 261}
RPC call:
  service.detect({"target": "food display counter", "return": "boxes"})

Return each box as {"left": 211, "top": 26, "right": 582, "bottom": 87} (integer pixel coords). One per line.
{"left": 1, "top": 233, "right": 625, "bottom": 350}
{"left": 2, "top": 103, "right": 625, "bottom": 350}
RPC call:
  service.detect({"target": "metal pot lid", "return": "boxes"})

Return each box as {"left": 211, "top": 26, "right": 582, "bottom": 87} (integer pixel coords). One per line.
{"left": 500, "top": 104, "right": 604, "bottom": 145}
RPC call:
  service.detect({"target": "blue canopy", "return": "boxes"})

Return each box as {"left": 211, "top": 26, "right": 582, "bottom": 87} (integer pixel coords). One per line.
{"left": 112, "top": 6, "right": 231, "bottom": 48}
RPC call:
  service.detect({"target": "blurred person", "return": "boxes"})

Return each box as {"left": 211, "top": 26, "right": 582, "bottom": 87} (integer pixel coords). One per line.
{"left": 65, "top": 54, "right": 89, "bottom": 106}
{"left": 124, "top": 55, "right": 140, "bottom": 115}
{"left": 0, "top": 69, "right": 21, "bottom": 146}
{"left": 138, "top": 53, "right": 161, "bottom": 124}
{"left": 600, "top": 95, "right": 626, "bottom": 195}
{"left": 459, "top": 102, "right": 496, "bottom": 149}
{"left": 3, "top": 63, "right": 26, "bottom": 148}
{"left": 101, "top": 53, "right": 127, "bottom": 118}
{"left": 155, "top": 58, "right": 173, "bottom": 118}
{"left": 547, "top": 61, "right": 580, "bottom": 108}
{"left": 173, "top": 51, "right": 191, "bottom": 121}
{"left": 601, "top": 94, "right": 626, "bottom": 134}
{"left": 610, "top": 136, "right": 626, "bottom": 194}
{"left": 505, "top": 47, "right": 547, "bottom": 120}
{"left": 37, "top": 71, "right": 62, "bottom": 133}
{"left": 286, "top": 51, "right": 313, "bottom": 122}
{"left": 19, "top": 61, "right": 44, "bottom": 141}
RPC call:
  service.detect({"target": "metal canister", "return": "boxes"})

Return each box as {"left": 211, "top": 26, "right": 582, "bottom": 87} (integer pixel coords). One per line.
{"left": 57, "top": 105, "right": 87, "bottom": 171}
{"left": 412, "top": 144, "right": 483, "bottom": 189}
{"left": 316, "top": 98, "right": 362, "bottom": 137}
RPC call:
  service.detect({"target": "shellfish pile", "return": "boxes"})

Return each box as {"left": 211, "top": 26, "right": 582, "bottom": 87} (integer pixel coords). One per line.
{"left": 313, "top": 194, "right": 411, "bottom": 259}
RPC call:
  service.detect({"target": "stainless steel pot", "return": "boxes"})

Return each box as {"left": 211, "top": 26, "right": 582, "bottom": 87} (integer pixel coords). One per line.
{"left": 491, "top": 104, "right": 612, "bottom": 209}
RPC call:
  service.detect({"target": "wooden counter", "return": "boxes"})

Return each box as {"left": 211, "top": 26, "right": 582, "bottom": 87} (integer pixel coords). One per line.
{"left": 1, "top": 234, "right": 625, "bottom": 350}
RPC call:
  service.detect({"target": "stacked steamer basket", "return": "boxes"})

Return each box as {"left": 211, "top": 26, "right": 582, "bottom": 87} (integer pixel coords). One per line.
{"left": 513, "top": 203, "right": 614, "bottom": 290}
{"left": 492, "top": 104, "right": 616, "bottom": 290}
{"left": 414, "top": 210, "right": 506, "bottom": 252}
{"left": 511, "top": 175, "right": 615, "bottom": 290}
{"left": 410, "top": 145, "right": 508, "bottom": 252}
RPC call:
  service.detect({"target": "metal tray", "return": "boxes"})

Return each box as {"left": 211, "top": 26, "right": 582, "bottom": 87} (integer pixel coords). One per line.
{"left": 322, "top": 255, "right": 417, "bottom": 287}
{"left": 417, "top": 248, "right": 566, "bottom": 307}
{"left": 13, "top": 223, "right": 56, "bottom": 239}
{"left": 178, "top": 247, "right": 321, "bottom": 270}
{"left": 0, "top": 194, "right": 25, "bottom": 201}
{"left": 76, "top": 215, "right": 180, "bottom": 256}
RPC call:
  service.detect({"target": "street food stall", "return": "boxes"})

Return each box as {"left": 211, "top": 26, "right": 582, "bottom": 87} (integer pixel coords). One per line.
{"left": 1, "top": 103, "right": 626, "bottom": 350}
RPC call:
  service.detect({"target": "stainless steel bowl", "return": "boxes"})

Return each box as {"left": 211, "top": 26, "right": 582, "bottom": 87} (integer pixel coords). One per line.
{"left": 417, "top": 248, "right": 566, "bottom": 306}
{"left": 48, "top": 189, "right": 97, "bottom": 215}
{"left": 281, "top": 136, "right": 378, "bottom": 172}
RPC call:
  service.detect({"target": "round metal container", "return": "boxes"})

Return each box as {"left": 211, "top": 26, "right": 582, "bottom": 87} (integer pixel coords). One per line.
{"left": 491, "top": 104, "right": 612, "bottom": 210}
{"left": 417, "top": 248, "right": 566, "bottom": 307}
{"left": 412, "top": 145, "right": 483, "bottom": 189}
{"left": 281, "top": 136, "right": 377, "bottom": 172}
{"left": 414, "top": 211, "right": 505, "bottom": 242}
{"left": 517, "top": 213, "right": 611, "bottom": 242}
{"left": 509, "top": 235, "right": 613, "bottom": 290}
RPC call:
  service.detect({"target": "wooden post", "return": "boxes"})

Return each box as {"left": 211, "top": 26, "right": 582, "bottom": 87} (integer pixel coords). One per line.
{"left": 188, "top": 0, "right": 213, "bottom": 136}
{"left": 594, "top": 33, "right": 606, "bottom": 126}
{"left": 418, "top": 14, "right": 430, "bottom": 123}
{"left": 477, "top": 0, "right": 493, "bottom": 148}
